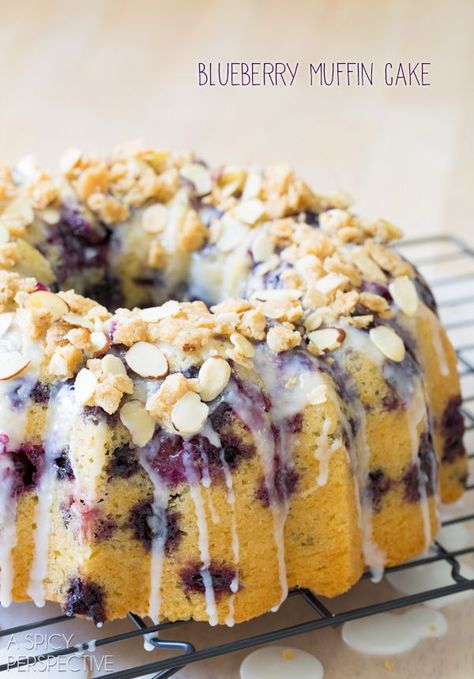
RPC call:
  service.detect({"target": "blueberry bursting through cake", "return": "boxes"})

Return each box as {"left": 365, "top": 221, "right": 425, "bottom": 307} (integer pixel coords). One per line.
{"left": 0, "top": 148, "right": 466, "bottom": 626}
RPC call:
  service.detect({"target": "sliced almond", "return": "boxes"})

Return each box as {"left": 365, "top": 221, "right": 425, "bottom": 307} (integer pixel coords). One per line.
{"left": 90, "top": 331, "right": 110, "bottom": 354}
{"left": 242, "top": 172, "right": 262, "bottom": 200}
{"left": 140, "top": 301, "right": 180, "bottom": 322}
{"left": 0, "top": 351, "right": 30, "bottom": 380}
{"left": 251, "top": 231, "right": 274, "bottom": 263}
{"left": 102, "top": 354, "right": 127, "bottom": 376}
{"left": 120, "top": 400, "right": 156, "bottom": 447}
{"left": 307, "top": 327, "right": 345, "bottom": 355}
{"left": 308, "top": 384, "right": 328, "bottom": 405}
{"left": 389, "top": 276, "right": 419, "bottom": 317}
{"left": 304, "top": 311, "right": 323, "bottom": 332}
{"left": 199, "top": 357, "right": 231, "bottom": 402}
{"left": 25, "top": 291, "right": 70, "bottom": 321}
{"left": 142, "top": 204, "right": 168, "bottom": 234}
{"left": 315, "top": 272, "right": 349, "bottom": 295}
{"left": 180, "top": 163, "right": 212, "bottom": 196}
{"left": 63, "top": 312, "right": 94, "bottom": 330}
{"left": 0, "top": 313, "right": 13, "bottom": 337}
{"left": 230, "top": 332, "right": 255, "bottom": 358}
{"left": 171, "top": 391, "right": 209, "bottom": 435}
{"left": 369, "top": 325, "right": 406, "bottom": 362}
{"left": 125, "top": 342, "right": 168, "bottom": 378}
{"left": 3, "top": 197, "right": 34, "bottom": 226}
{"left": 216, "top": 216, "right": 249, "bottom": 253}
{"left": 60, "top": 147, "right": 82, "bottom": 173}
{"left": 41, "top": 207, "right": 61, "bottom": 225}
{"left": 74, "top": 368, "right": 97, "bottom": 404}
{"left": 233, "top": 199, "right": 265, "bottom": 225}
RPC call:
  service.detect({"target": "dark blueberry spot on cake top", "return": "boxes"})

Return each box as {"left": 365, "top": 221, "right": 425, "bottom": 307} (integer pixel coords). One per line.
{"left": 82, "top": 405, "right": 118, "bottom": 427}
{"left": 368, "top": 468, "right": 391, "bottom": 511}
{"left": 180, "top": 561, "right": 236, "bottom": 597}
{"left": 303, "top": 210, "right": 320, "bottom": 227}
{"left": 402, "top": 463, "right": 421, "bottom": 503}
{"left": 255, "top": 455, "right": 299, "bottom": 507}
{"left": 441, "top": 395, "right": 466, "bottom": 463}
{"left": 360, "top": 279, "right": 393, "bottom": 302}
{"left": 64, "top": 578, "right": 105, "bottom": 625}
{"left": 209, "top": 402, "right": 234, "bottom": 431}
{"left": 107, "top": 445, "right": 140, "bottom": 479}
{"left": 94, "top": 518, "right": 118, "bottom": 542}
{"left": 82, "top": 274, "right": 124, "bottom": 311}
{"left": 53, "top": 449, "right": 75, "bottom": 481}
{"left": 61, "top": 205, "right": 108, "bottom": 245}
{"left": 8, "top": 381, "right": 34, "bottom": 410}
{"left": 418, "top": 431, "right": 437, "bottom": 496}
{"left": 261, "top": 261, "right": 292, "bottom": 289}
{"left": 128, "top": 499, "right": 183, "bottom": 553}
{"left": 10, "top": 445, "right": 45, "bottom": 496}
{"left": 182, "top": 365, "right": 199, "bottom": 379}
{"left": 30, "top": 381, "right": 51, "bottom": 404}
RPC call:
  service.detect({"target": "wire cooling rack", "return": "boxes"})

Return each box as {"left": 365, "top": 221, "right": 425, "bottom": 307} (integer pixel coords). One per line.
{"left": 0, "top": 234, "right": 473, "bottom": 678}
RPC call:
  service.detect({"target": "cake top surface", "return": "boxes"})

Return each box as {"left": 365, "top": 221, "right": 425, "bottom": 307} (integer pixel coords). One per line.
{"left": 0, "top": 145, "right": 426, "bottom": 440}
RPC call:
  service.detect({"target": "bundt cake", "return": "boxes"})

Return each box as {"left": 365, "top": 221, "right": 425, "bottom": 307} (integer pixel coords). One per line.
{"left": 0, "top": 147, "right": 467, "bottom": 626}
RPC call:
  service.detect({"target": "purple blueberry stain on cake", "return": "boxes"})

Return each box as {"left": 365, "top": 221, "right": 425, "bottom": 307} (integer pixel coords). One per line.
{"left": 107, "top": 444, "right": 140, "bottom": 479}
{"left": 53, "top": 449, "right": 75, "bottom": 481}
{"left": 418, "top": 430, "right": 437, "bottom": 496}
{"left": 402, "top": 463, "right": 422, "bottom": 503}
{"left": 180, "top": 561, "right": 237, "bottom": 598}
{"left": 9, "top": 445, "right": 45, "bottom": 496}
{"left": 128, "top": 499, "right": 182, "bottom": 553}
{"left": 441, "top": 395, "right": 465, "bottom": 463}
{"left": 82, "top": 405, "right": 119, "bottom": 427}
{"left": 144, "top": 426, "right": 255, "bottom": 487}
{"left": 255, "top": 454, "right": 299, "bottom": 507}
{"left": 94, "top": 518, "right": 118, "bottom": 542}
{"left": 368, "top": 468, "right": 391, "bottom": 511}
{"left": 30, "top": 381, "right": 51, "bottom": 404}
{"left": 64, "top": 577, "right": 106, "bottom": 625}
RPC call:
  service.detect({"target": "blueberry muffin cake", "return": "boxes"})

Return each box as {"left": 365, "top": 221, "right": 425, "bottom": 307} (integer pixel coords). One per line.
{"left": 0, "top": 147, "right": 466, "bottom": 625}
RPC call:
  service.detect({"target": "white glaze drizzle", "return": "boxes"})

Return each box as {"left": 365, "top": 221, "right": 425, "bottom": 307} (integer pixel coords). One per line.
{"left": 0, "top": 318, "right": 40, "bottom": 607}
{"left": 138, "top": 451, "right": 169, "bottom": 624}
{"left": 183, "top": 450, "right": 218, "bottom": 625}
{"left": 27, "top": 386, "right": 77, "bottom": 606}
{"left": 220, "top": 450, "right": 240, "bottom": 627}
{"left": 352, "top": 397, "right": 386, "bottom": 582}
{"left": 224, "top": 377, "right": 288, "bottom": 608}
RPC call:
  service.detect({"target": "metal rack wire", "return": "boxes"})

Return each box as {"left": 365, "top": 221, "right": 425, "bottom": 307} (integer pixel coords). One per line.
{"left": 0, "top": 234, "right": 473, "bottom": 678}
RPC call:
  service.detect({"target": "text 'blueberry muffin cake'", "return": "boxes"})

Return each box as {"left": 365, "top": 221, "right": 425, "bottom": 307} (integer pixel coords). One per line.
{"left": 0, "top": 147, "right": 467, "bottom": 626}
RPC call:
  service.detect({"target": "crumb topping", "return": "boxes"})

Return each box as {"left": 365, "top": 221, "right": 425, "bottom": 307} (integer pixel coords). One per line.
{"left": 0, "top": 146, "right": 426, "bottom": 429}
